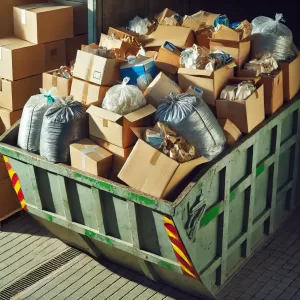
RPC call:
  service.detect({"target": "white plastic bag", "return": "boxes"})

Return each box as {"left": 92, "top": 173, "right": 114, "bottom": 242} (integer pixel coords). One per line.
{"left": 102, "top": 77, "right": 147, "bottom": 115}
{"left": 128, "top": 16, "right": 151, "bottom": 35}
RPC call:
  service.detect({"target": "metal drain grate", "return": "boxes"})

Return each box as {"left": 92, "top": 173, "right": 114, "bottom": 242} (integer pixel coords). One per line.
{"left": 0, "top": 248, "right": 81, "bottom": 300}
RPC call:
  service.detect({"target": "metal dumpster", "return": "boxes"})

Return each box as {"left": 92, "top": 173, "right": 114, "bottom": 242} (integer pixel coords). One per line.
{"left": 1, "top": 97, "right": 300, "bottom": 299}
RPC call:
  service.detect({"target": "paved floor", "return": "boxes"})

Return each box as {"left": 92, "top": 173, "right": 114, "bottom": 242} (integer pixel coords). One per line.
{"left": 1, "top": 211, "right": 300, "bottom": 300}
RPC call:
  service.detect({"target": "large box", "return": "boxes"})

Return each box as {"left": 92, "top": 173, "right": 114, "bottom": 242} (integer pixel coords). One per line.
{"left": 70, "top": 78, "right": 110, "bottom": 107}
{"left": 90, "top": 135, "right": 133, "bottom": 182}
{"left": 118, "top": 127, "right": 207, "bottom": 199}
{"left": 0, "top": 37, "right": 45, "bottom": 81}
{"left": 66, "top": 34, "right": 88, "bottom": 65}
{"left": 43, "top": 70, "right": 72, "bottom": 97}
{"left": 178, "top": 64, "right": 235, "bottom": 106}
{"left": 279, "top": 56, "right": 300, "bottom": 101}
{"left": 0, "top": 74, "right": 42, "bottom": 111}
{"left": 145, "top": 25, "right": 194, "bottom": 49}
{"left": 144, "top": 72, "right": 182, "bottom": 108}
{"left": 87, "top": 104, "right": 156, "bottom": 148}
{"left": 0, "top": 108, "right": 22, "bottom": 135}
{"left": 70, "top": 138, "right": 112, "bottom": 178}
{"left": 51, "top": 0, "right": 87, "bottom": 35}
{"left": 216, "top": 79, "right": 265, "bottom": 133}
{"left": 44, "top": 40, "right": 66, "bottom": 72}
{"left": 73, "top": 48, "right": 121, "bottom": 86}
{"left": 13, "top": 4, "right": 73, "bottom": 44}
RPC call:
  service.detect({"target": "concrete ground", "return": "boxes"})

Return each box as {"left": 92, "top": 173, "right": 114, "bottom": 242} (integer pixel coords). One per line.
{"left": 1, "top": 211, "right": 300, "bottom": 300}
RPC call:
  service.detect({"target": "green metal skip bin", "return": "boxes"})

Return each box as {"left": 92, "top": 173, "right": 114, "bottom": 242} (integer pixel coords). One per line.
{"left": 1, "top": 97, "right": 300, "bottom": 299}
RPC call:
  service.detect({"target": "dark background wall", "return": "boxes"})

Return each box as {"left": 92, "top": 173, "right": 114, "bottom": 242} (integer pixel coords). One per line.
{"left": 96, "top": 0, "right": 299, "bottom": 46}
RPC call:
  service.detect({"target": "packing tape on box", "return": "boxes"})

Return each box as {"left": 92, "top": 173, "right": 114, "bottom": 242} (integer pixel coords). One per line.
{"left": 103, "top": 119, "right": 109, "bottom": 127}
{"left": 52, "top": 75, "right": 58, "bottom": 87}
{"left": 150, "top": 151, "right": 161, "bottom": 166}
{"left": 81, "top": 146, "right": 103, "bottom": 170}
{"left": 81, "top": 82, "right": 89, "bottom": 105}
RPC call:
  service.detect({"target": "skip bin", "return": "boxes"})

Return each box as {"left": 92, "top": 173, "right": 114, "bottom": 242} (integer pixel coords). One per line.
{"left": 1, "top": 96, "right": 300, "bottom": 299}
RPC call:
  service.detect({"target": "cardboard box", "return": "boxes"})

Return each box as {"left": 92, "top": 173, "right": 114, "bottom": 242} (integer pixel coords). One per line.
{"left": 0, "top": 108, "right": 22, "bottom": 135}
{"left": 0, "top": 37, "right": 45, "bottom": 81}
{"left": 70, "top": 78, "right": 110, "bottom": 107}
{"left": 43, "top": 70, "right": 72, "bottom": 98}
{"left": 212, "top": 25, "right": 245, "bottom": 42}
{"left": 178, "top": 64, "right": 235, "bottom": 106}
{"left": 13, "top": 4, "right": 73, "bottom": 44}
{"left": 107, "top": 27, "right": 141, "bottom": 46}
{"left": 145, "top": 25, "right": 194, "bottom": 49}
{"left": 0, "top": 178, "right": 21, "bottom": 220}
{"left": 186, "top": 85, "right": 203, "bottom": 96}
{"left": 87, "top": 104, "right": 156, "bottom": 148}
{"left": 218, "top": 119, "right": 242, "bottom": 145}
{"left": 182, "top": 11, "right": 220, "bottom": 30}
{"left": 216, "top": 79, "right": 265, "bottom": 133}
{"left": 44, "top": 39, "right": 66, "bottom": 72}
{"left": 118, "top": 127, "right": 207, "bottom": 199}
{"left": 157, "top": 8, "right": 179, "bottom": 25}
{"left": 73, "top": 49, "right": 121, "bottom": 86}
{"left": 195, "top": 27, "right": 213, "bottom": 49}
{"left": 99, "top": 33, "right": 140, "bottom": 59}
{"left": 70, "top": 138, "right": 112, "bottom": 178}
{"left": 66, "top": 34, "right": 88, "bottom": 65}
{"left": 144, "top": 72, "right": 182, "bottom": 108}
{"left": 0, "top": 74, "right": 42, "bottom": 111}
{"left": 210, "top": 40, "right": 251, "bottom": 69}
{"left": 0, "top": 156, "right": 8, "bottom": 182}
{"left": 120, "top": 56, "right": 157, "bottom": 85}
{"left": 90, "top": 135, "right": 133, "bottom": 182}
{"left": 155, "top": 41, "right": 180, "bottom": 75}
{"left": 51, "top": 0, "right": 87, "bottom": 35}
{"left": 279, "top": 56, "right": 300, "bottom": 101}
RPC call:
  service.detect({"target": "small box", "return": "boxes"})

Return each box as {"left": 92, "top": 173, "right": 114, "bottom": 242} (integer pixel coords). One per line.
{"left": 145, "top": 25, "right": 194, "bottom": 49}
{"left": 218, "top": 119, "right": 242, "bottom": 145}
{"left": 43, "top": 70, "right": 72, "bottom": 98}
{"left": 70, "top": 138, "right": 112, "bottom": 178}
{"left": 0, "top": 108, "right": 22, "bottom": 135}
{"left": 210, "top": 40, "right": 250, "bottom": 69}
{"left": 90, "top": 135, "right": 133, "bottom": 182}
{"left": 107, "top": 27, "right": 141, "bottom": 46}
{"left": 0, "top": 75, "right": 42, "bottom": 111}
{"left": 13, "top": 4, "right": 73, "bottom": 44}
{"left": 216, "top": 79, "right": 265, "bottom": 133}
{"left": 120, "top": 56, "right": 158, "bottom": 86}
{"left": 44, "top": 40, "right": 66, "bottom": 72}
{"left": 51, "top": 0, "right": 87, "bottom": 35}
{"left": 87, "top": 104, "right": 156, "bottom": 148}
{"left": 182, "top": 11, "right": 220, "bottom": 30}
{"left": 73, "top": 48, "right": 121, "bottom": 86}
{"left": 118, "top": 127, "right": 207, "bottom": 200}
{"left": 66, "top": 34, "right": 88, "bottom": 65}
{"left": 70, "top": 78, "right": 110, "bottom": 107}
{"left": 0, "top": 37, "right": 45, "bottom": 81}
{"left": 155, "top": 41, "right": 181, "bottom": 75}
{"left": 279, "top": 56, "right": 300, "bottom": 101}
{"left": 178, "top": 63, "right": 235, "bottom": 106}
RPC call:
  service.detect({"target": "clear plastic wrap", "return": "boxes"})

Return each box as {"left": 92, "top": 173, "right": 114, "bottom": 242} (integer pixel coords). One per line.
{"left": 40, "top": 98, "right": 88, "bottom": 164}
{"left": 137, "top": 74, "right": 153, "bottom": 92}
{"left": 102, "top": 77, "right": 147, "bottom": 115}
{"left": 128, "top": 16, "right": 151, "bottom": 35}
{"left": 17, "top": 88, "right": 60, "bottom": 153}
{"left": 155, "top": 92, "right": 226, "bottom": 161}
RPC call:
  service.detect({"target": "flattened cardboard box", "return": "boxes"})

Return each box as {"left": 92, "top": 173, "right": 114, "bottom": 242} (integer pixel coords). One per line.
{"left": 70, "top": 138, "right": 112, "bottom": 178}
{"left": 66, "top": 34, "right": 88, "bottom": 65}
{"left": 0, "top": 74, "right": 42, "bottom": 111}
{"left": 73, "top": 49, "right": 121, "bottom": 86}
{"left": 70, "top": 78, "right": 110, "bottom": 107}
{"left": 216, "top": 79, "right": 265, "bottom": 133}
{"left": 118, "top": 127, "right": 207, "bottom": 200}
{"left": 178, "top": 64, "right": 235, "bottom": 106}
{"left": 44, "top": 40, "right": 66, "bottom": 72}
{"left": 218, "top": 119, "right": 242, "bottom": 145}
{"left": 144, "top": 72, "right": 182, "bottom": 108}
{"left": 90, "top": 135, "right": 133, "bottom": 182}
{"left": 43, "top": 70, "right": 72, "bottom": 98}
{"left": 87, "top": 104, "right": 156, "bottom": 148}
{"left": 0, "top": 108, "right": 22, "bottom": 135}
{"left": 14, "top": 4, "right": 73, "bottom": 44}
{"left": 0, "top": 37, "right": 45, "bottom": 81}
{"left": 279, "top": 56, "right": 300, "bottom": 101}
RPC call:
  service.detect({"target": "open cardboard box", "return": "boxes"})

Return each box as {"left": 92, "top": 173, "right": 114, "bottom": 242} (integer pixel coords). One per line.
{"left": 43, "top": 70, "right": 72, "bottom": 97}
{"left": 178, "top": 63, "right": 235, "bottom": 106}
{"left": 157, "top": 8, "right": 180, "bottom": 25}
{"left": 107, "top": 27, "right": 142, "bottom": 46}
{"left": 87, "top": 104, "right": 156, "bottom": 148}
{"left": 118, "top": 127, "right": 208, "bottom": 200}
{"left": 182, "top": 10, "right": 220, "bottom": 30}
{"left": 216, "top": 78, "right": 265, "bottom": 133}
{"left": 212, "top": 25, "right": 246, "bottom": 42}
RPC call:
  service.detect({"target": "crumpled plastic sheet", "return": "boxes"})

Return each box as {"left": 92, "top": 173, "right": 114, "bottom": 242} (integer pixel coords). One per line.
{"left": 128, "top": 16, "right": 151, "bottom": 35}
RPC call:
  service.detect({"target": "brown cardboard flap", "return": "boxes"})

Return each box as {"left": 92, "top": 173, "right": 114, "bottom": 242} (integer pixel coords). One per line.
{"left": 86, "top": 105, "right": 122, "bottom": 123}
{"left": 178, "top": 68, "right": 213, "bottom": 77}
{"left": 125, "top": 105, "right": 156, "bottom": 123}
{"left": 212, "top": 25, "right": 241, "bottom": 41}
{"left": 157, "top": 8, "right": 178, "bottom": 24}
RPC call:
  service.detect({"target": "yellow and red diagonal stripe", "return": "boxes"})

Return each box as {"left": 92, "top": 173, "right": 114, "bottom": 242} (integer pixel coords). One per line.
{"left": 164, "top": 216, "right": 199, "bottom": 280}
{"left": 3, "top": 156, "right": 27, "bottom": 211}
